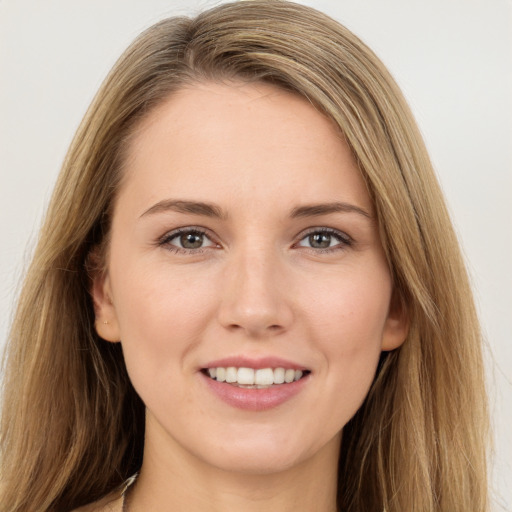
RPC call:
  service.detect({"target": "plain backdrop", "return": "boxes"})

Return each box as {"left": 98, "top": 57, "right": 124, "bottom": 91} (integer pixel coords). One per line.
{"left": 1, "top": 0, "right": 511, "bottom": 509}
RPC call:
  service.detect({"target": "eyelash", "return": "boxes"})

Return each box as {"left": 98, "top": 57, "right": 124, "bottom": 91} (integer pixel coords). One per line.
{"left": 157, "top": 227, "right": 353, "bottom": 255}
{"left": 295, "top": 227, "right": 353, "bottom": 253}
{"left": 157, "top": 227, "right": 217, "bottom": 255}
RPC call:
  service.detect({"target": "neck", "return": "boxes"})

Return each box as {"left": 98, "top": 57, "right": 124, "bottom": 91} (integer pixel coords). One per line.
{"left": 128, "top": 416, "right": 340, "bottom": 512}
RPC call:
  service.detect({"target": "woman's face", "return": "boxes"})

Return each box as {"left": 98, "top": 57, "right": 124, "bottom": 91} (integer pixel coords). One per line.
{"left": 93, "top": 81, "right": 407, "bottom": 475}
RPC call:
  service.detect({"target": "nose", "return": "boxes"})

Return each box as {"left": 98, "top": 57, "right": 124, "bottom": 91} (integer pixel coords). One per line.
{"left": 217, "top": 247, "right": 294, "bottom": 338}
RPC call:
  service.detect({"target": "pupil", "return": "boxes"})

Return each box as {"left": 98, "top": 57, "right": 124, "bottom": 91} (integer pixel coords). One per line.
{"left": 310, "top": 233, "right": 331, "bottom": 248}
{"left": 181, "top": 232, "right": 203, "bottom": 249}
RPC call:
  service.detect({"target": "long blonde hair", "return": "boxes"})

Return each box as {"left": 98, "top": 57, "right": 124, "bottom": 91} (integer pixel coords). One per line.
{"left": 0, "top": 1, "right": 488, "bottom": 510}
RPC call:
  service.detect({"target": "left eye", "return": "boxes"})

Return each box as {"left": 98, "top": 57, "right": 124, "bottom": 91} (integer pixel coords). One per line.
{"left": 164, "top": 230, "right": 215, "bottom": 250}
{"left": 297, "top": 230, "right": 348, "bottom": 249}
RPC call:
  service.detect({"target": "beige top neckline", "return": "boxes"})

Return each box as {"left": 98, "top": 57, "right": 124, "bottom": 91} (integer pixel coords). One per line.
{"left": 72, "top": 474, "right": 136, "bottom": 512}
{"left": 72, "top": 491, "right": 123, "bottom": 512}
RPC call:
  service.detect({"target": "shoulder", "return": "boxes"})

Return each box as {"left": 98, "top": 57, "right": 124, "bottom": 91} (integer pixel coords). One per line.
{"left": 71, "top": 490, "right": 123, "bottom": 512}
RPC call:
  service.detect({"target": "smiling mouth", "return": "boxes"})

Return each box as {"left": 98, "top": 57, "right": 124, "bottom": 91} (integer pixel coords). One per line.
{"left": 201, "top": 367, "right": 310, "bottom": 389}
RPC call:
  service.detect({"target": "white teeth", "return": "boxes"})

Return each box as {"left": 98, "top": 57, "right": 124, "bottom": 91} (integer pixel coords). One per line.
{"left": 284, "top": 369, "right": 295, "bottom": 383}
{"left": 206, "top": 366, "right": 307, "bottom": 386}
{"left": 237, "top": 367, "right": 255, "bottom": 385}
{"left": 255, "top": 368, "right": 274, "bottom": 386}
{"left": 274, "top": 367, "right": 285, "bottom": 384}
{"left": 216, "top": 367, "right": 226, "bottom": 382}
{"left": 225, "top": 367, "right": 237, "bottom": 383}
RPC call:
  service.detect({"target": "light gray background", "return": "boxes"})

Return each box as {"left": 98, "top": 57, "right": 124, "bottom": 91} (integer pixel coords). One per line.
{"left": 1, "top": 1, "right": 511, "bottom": 509}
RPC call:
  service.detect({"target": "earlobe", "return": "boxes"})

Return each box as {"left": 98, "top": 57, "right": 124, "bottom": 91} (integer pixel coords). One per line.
{"left": 91, "top": 271, "right": 121, "bottom": 343}
{"left": 381, "top": 292, "right": 409, "bottom": 352}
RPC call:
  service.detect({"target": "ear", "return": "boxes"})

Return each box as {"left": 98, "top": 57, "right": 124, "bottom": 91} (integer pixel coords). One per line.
{"left": 381, "top": 290, "right": 409, "bottom": 351}
{"left": 90, "top": 264, "right": 121, "bottom": 343}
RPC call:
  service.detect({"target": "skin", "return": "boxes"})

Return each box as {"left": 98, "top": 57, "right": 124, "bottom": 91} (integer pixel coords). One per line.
{"left": 93, "top": 81, "right": 408, "bottom": 511}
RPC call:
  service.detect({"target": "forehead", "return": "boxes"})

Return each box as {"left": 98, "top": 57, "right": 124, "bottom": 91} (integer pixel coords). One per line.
{"left": 118, "top": 81, "right": 372, "bottom": 216}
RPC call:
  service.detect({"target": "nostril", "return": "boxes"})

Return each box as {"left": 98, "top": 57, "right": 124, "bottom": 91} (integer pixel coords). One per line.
{"left": 224, "top": 322, "right": 284, "bottom": 335}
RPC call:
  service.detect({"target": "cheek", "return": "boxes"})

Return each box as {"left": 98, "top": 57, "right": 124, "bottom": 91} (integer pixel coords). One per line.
{"left": 301, "top": 265, "right": 391, "bottom": 397}
{"left": 110, "top": 268, "right": 216, "bottom": 418}
{"left": 112, "top": 251, "right": 213, "bottom": 323}
{"left": 109, "top": 261, "right": 217, "bottom": 373}
{"left": 303, "top": 265, "right": 392, "bottom": 348}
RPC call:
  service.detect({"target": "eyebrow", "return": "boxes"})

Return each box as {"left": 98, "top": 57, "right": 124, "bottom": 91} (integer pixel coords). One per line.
{"left": 140, "top": 199, "right": 227, "bottom": 219}
{"left": 140, "top": 199, "right": 371, "bottom": 221}
{"left": 290, "top": 202, "right": 372, "bottom": 219}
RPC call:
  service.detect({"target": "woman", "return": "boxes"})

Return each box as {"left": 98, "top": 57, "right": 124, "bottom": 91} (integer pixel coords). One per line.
{"left": 0, "top": 1, "right": 489, "bottom": 511}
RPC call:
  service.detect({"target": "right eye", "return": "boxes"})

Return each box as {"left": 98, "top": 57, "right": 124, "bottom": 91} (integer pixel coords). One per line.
{"left": 159, "top": 228, "right": 216, "bottom": 252}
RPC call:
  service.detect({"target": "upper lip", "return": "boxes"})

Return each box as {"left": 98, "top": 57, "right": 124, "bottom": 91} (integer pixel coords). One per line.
{"left": 202, "top": 356, "right": 309, "bottom": 371}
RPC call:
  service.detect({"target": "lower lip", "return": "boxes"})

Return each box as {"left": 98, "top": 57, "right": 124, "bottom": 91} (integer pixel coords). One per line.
{"left": 200, "top": 372, "right": 309, "bottom": 411}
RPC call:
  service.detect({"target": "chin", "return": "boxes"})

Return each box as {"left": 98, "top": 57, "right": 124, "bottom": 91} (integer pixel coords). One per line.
{"left": 208, "top": 448, "right": 306, "bottom": 476}
{"left": 191, "top": 428, "right": 339, "bottom": 477}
